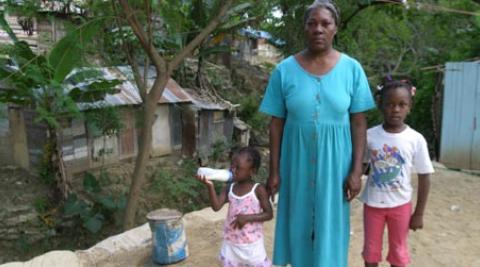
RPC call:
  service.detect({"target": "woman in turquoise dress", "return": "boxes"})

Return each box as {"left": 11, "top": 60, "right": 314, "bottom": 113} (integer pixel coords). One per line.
{"left": 259, "top": 1, "right": 375, "bottom": 266}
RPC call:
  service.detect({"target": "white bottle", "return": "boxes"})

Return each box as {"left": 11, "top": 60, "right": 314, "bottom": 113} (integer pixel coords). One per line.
{"left": 197, "top": 167, "right": 233, "bottom": 182}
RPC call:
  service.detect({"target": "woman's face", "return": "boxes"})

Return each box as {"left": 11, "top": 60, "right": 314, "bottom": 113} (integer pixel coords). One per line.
{"left": 304, "top": 7, "right": 337, "bottom": 53}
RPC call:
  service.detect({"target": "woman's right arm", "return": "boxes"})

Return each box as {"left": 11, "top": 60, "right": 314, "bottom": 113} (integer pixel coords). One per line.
{"left": 268, "top": 116, "right": 285, "bottom": 201}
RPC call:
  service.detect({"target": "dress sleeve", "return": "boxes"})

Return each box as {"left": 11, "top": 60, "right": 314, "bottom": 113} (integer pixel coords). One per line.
{"left": 259, "top": 67, "right": 286, "bottom": 118}
{"left": 413, "top": 135, "right": 435, "bottom": 174}
{"left": 349, "top": 62, "right": 375, "bottom": 113}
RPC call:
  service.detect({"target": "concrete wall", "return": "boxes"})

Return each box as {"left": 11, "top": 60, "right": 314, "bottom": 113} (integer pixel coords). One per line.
{"left": 9, "top": 109, "right": 29, "bottom": 169}
{"left": 151, "top": 105, "right": 172, "bottom": 157}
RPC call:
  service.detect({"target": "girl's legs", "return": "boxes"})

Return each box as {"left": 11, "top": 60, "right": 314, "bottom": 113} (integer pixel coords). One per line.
{"left": 363, "top": 204, "right": 386, "bottom": 267}
{"left": 386, "top": 203, "right": 412, "bottom": 267}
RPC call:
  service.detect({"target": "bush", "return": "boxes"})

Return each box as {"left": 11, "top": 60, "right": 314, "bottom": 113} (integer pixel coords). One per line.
{"left": 63, "top": 172, "right": 126, "bottom": 234}
{"left": 238, "top": 95, "right": 268, "bottom": 131}
{"left": 149, "top": 159, "right": 212, "bottom": 213}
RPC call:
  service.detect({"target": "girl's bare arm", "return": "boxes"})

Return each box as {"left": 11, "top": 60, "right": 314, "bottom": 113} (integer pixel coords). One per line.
{"left": 231, "top": 184, "right": 273, "bottom": 229}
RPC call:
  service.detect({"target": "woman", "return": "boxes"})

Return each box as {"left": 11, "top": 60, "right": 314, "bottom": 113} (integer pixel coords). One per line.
{"left": 259, "top": 1, "right": 375, "bottom": 266}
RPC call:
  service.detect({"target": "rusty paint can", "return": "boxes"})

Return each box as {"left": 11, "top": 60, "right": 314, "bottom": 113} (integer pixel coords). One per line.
{"left": 146, "top": 208, "right": 188, "bottom": 264}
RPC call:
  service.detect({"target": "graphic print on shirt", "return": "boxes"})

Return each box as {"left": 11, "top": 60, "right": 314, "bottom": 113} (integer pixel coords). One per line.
{"left": 370, "top": 144, "right": 405, "bottom": 190}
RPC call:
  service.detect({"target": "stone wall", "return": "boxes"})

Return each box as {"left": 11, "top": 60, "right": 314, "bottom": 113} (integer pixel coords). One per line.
{"left": 0, "top": 166, "right": 49, "bottom": 263}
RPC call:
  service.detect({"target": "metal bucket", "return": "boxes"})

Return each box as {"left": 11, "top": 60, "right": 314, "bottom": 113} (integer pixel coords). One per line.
{"left": 146, "top": 208, "right": 188, "bottom": 265}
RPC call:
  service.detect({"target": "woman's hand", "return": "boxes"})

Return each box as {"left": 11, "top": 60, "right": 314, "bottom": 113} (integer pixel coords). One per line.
{"left": 267, "top": 174, "right": 280, "bottom": 202}
{"left": 345, "top": 173, "right": 361, "bottom": 201}
{"left": 268, "top": 116, "right": 284, "bottom": 202}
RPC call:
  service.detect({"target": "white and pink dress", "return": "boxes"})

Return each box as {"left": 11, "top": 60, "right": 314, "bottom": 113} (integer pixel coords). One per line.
{"left": 219, "top": 183, "right": 271, "bottom": 267}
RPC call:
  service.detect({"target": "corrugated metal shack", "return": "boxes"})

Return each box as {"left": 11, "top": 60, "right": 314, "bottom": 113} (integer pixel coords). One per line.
{"left": 183, "top": 88, "right": 235, "bottom": 161}
{"left": 2, "top": 66, "right": 242, "bottom": 172}
{"left": 6, "top": 67, "right": 143, "bottom": 172}
{"left": 440, "top": 61, "right": 480, "bottom": 170}
{"left": 117, "top": 66, "right": 195, "bottom": 157}
{"left": 117, "top": 66, "right": 238, "bottom": 159}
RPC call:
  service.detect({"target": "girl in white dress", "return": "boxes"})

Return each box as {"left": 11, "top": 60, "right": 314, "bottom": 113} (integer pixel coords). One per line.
{"left": 196, "top": 147, "right": 273, "bottom": 267}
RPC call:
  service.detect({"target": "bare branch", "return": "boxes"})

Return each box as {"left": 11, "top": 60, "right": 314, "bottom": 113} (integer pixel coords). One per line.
{"left": 144, "top": 0, "right": 152, "bottom": 89}
{"left": 391, "top": 47, "right": 407, "bottom": 74}
{"left": 169, "top": 0, "right": 234, "bottom": 71}
{"left": 112, "top": 0, "right": 147, "bottom": 100}
{"left": 126, "top": 45, "right": 147, "bottom": 100}
{"left": 118, "top": 0, "right": 167, "bottom": 77}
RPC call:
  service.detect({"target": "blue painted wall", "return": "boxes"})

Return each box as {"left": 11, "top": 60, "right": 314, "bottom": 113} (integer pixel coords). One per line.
{"left": 441, "top": 61, "right": 480, "bottom": 170}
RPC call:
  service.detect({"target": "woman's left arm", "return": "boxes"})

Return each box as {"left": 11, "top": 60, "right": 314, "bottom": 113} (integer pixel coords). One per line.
{"left": 345, "top": 112, "right": 367, "bottom": 201}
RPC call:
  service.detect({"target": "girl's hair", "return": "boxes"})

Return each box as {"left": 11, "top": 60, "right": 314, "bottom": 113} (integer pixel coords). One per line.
{"left": 235, "top": 147, "right": 261, "bottom": 172}
{"left": 304, "top": 0, "right": 340, "bottom": 26}
{"left": 375, "top": 77, "right": 414, "bottom": 106}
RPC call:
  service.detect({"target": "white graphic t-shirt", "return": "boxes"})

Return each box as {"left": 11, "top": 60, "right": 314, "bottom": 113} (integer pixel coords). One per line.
{"left": 360, "top": 125, "right": 434, "bottom": 208}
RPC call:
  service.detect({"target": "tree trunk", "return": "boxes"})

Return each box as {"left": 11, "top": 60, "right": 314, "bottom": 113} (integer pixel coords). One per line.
{"left": 118, "top": 0, "right": 233, "bottom": 230}
{"left": 123, "top": 78, "right": 167, "bottom": 230}
{"left": 46, "top": 125, "right": 69, "bottom": 201}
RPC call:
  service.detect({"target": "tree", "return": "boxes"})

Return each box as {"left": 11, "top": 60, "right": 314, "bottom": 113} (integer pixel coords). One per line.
{"left": 263, "top": 0, "right": 480, "bottom": 157}
{"left": 0, "top": 12, "right": 120, "bottom": 199}
{"left": 111, "top": 0, "right": 237, "bottom": 230}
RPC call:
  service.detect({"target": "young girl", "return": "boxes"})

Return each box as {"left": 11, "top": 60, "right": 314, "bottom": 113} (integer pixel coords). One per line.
{"left": 360, "top": 79, "right": 434, "bottom": 267}
{"left": 196, "top": 147, "right": 273, "bottom": 267}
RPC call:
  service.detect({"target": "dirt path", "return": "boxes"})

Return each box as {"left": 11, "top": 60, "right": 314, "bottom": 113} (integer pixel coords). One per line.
{"left": 169, "top": 164, "right": 480, "bottom": 267}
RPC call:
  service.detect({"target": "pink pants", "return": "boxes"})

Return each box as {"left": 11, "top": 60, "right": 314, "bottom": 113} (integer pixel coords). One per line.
{"left": 362, "top": 203, "right": 412, "bottom": 266}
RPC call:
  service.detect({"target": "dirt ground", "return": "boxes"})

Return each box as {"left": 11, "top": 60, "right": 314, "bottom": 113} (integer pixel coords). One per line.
{"left": 168, "top": 163, "right": 480, "bottom": 267}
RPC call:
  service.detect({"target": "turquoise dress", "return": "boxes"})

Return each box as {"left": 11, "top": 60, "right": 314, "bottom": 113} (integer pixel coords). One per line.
{"left": 259, "top": 54, "right": 374, "bottom": 267}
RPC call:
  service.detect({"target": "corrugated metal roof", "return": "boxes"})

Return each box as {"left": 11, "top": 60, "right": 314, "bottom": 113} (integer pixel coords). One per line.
{"left": 116, "top": 65, "right": 192, "bottom": 104}
{"left": 73, "top": 67, "right": 142, "bottom": 110}
{"left": 159, "top": 79, "right": 192, "bottom": 104}
{"left": 183, "top": 88, "right": 230, "bottom": 110}
{"left": 73, "top": 66, "right": 200, "bottom": 110}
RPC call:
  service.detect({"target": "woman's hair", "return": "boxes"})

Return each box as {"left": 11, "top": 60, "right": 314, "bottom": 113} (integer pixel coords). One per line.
{"left": 235, "top": 147, "right": 261, "bottom": 172}
{"left": 304, "top": 0, "right": 340, "bottom": 26}
{"left": 375, "top": 76, "right": 414, "bottom": 106}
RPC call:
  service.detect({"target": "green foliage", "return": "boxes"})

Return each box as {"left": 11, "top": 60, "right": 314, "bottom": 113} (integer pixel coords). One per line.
{"left": 0, "top": 16, "right": 119, "bottom": 130}
{"left": 14, "top": 232, "right": 32, "bottom": 255}
{"left": 237, "top": 95, "right": 268, "bottom": 131}
{"left": 0, "top": 11, "right": 18, "bottom": 42}
{"left": 263, "top": 0, "right": 480, "bottom": 153}
{"left": 38, "top": 143, "right": 56, "bottom": 185}
{"left": 1, "top": 0, "right": 41, "bottom": 18}
{"left": 149, "top": 159, "right": 209, "bottom": 212}
{"left": 210, "top": 139, "right": 231, "bottom": 162}
{"left": 84, "top": 106, "right": 124, "bottom": 137}
{"left": 49, "top": 19, "right": 104, "bottom": 82}
{"left": 0, "top": 13, "right": 124, "bottom": 198}
{"left": 63, "top": 172, "right": 126, "bottom": 234}
{"left": 33, "top": 197, "right": 49, "bottom": 214}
